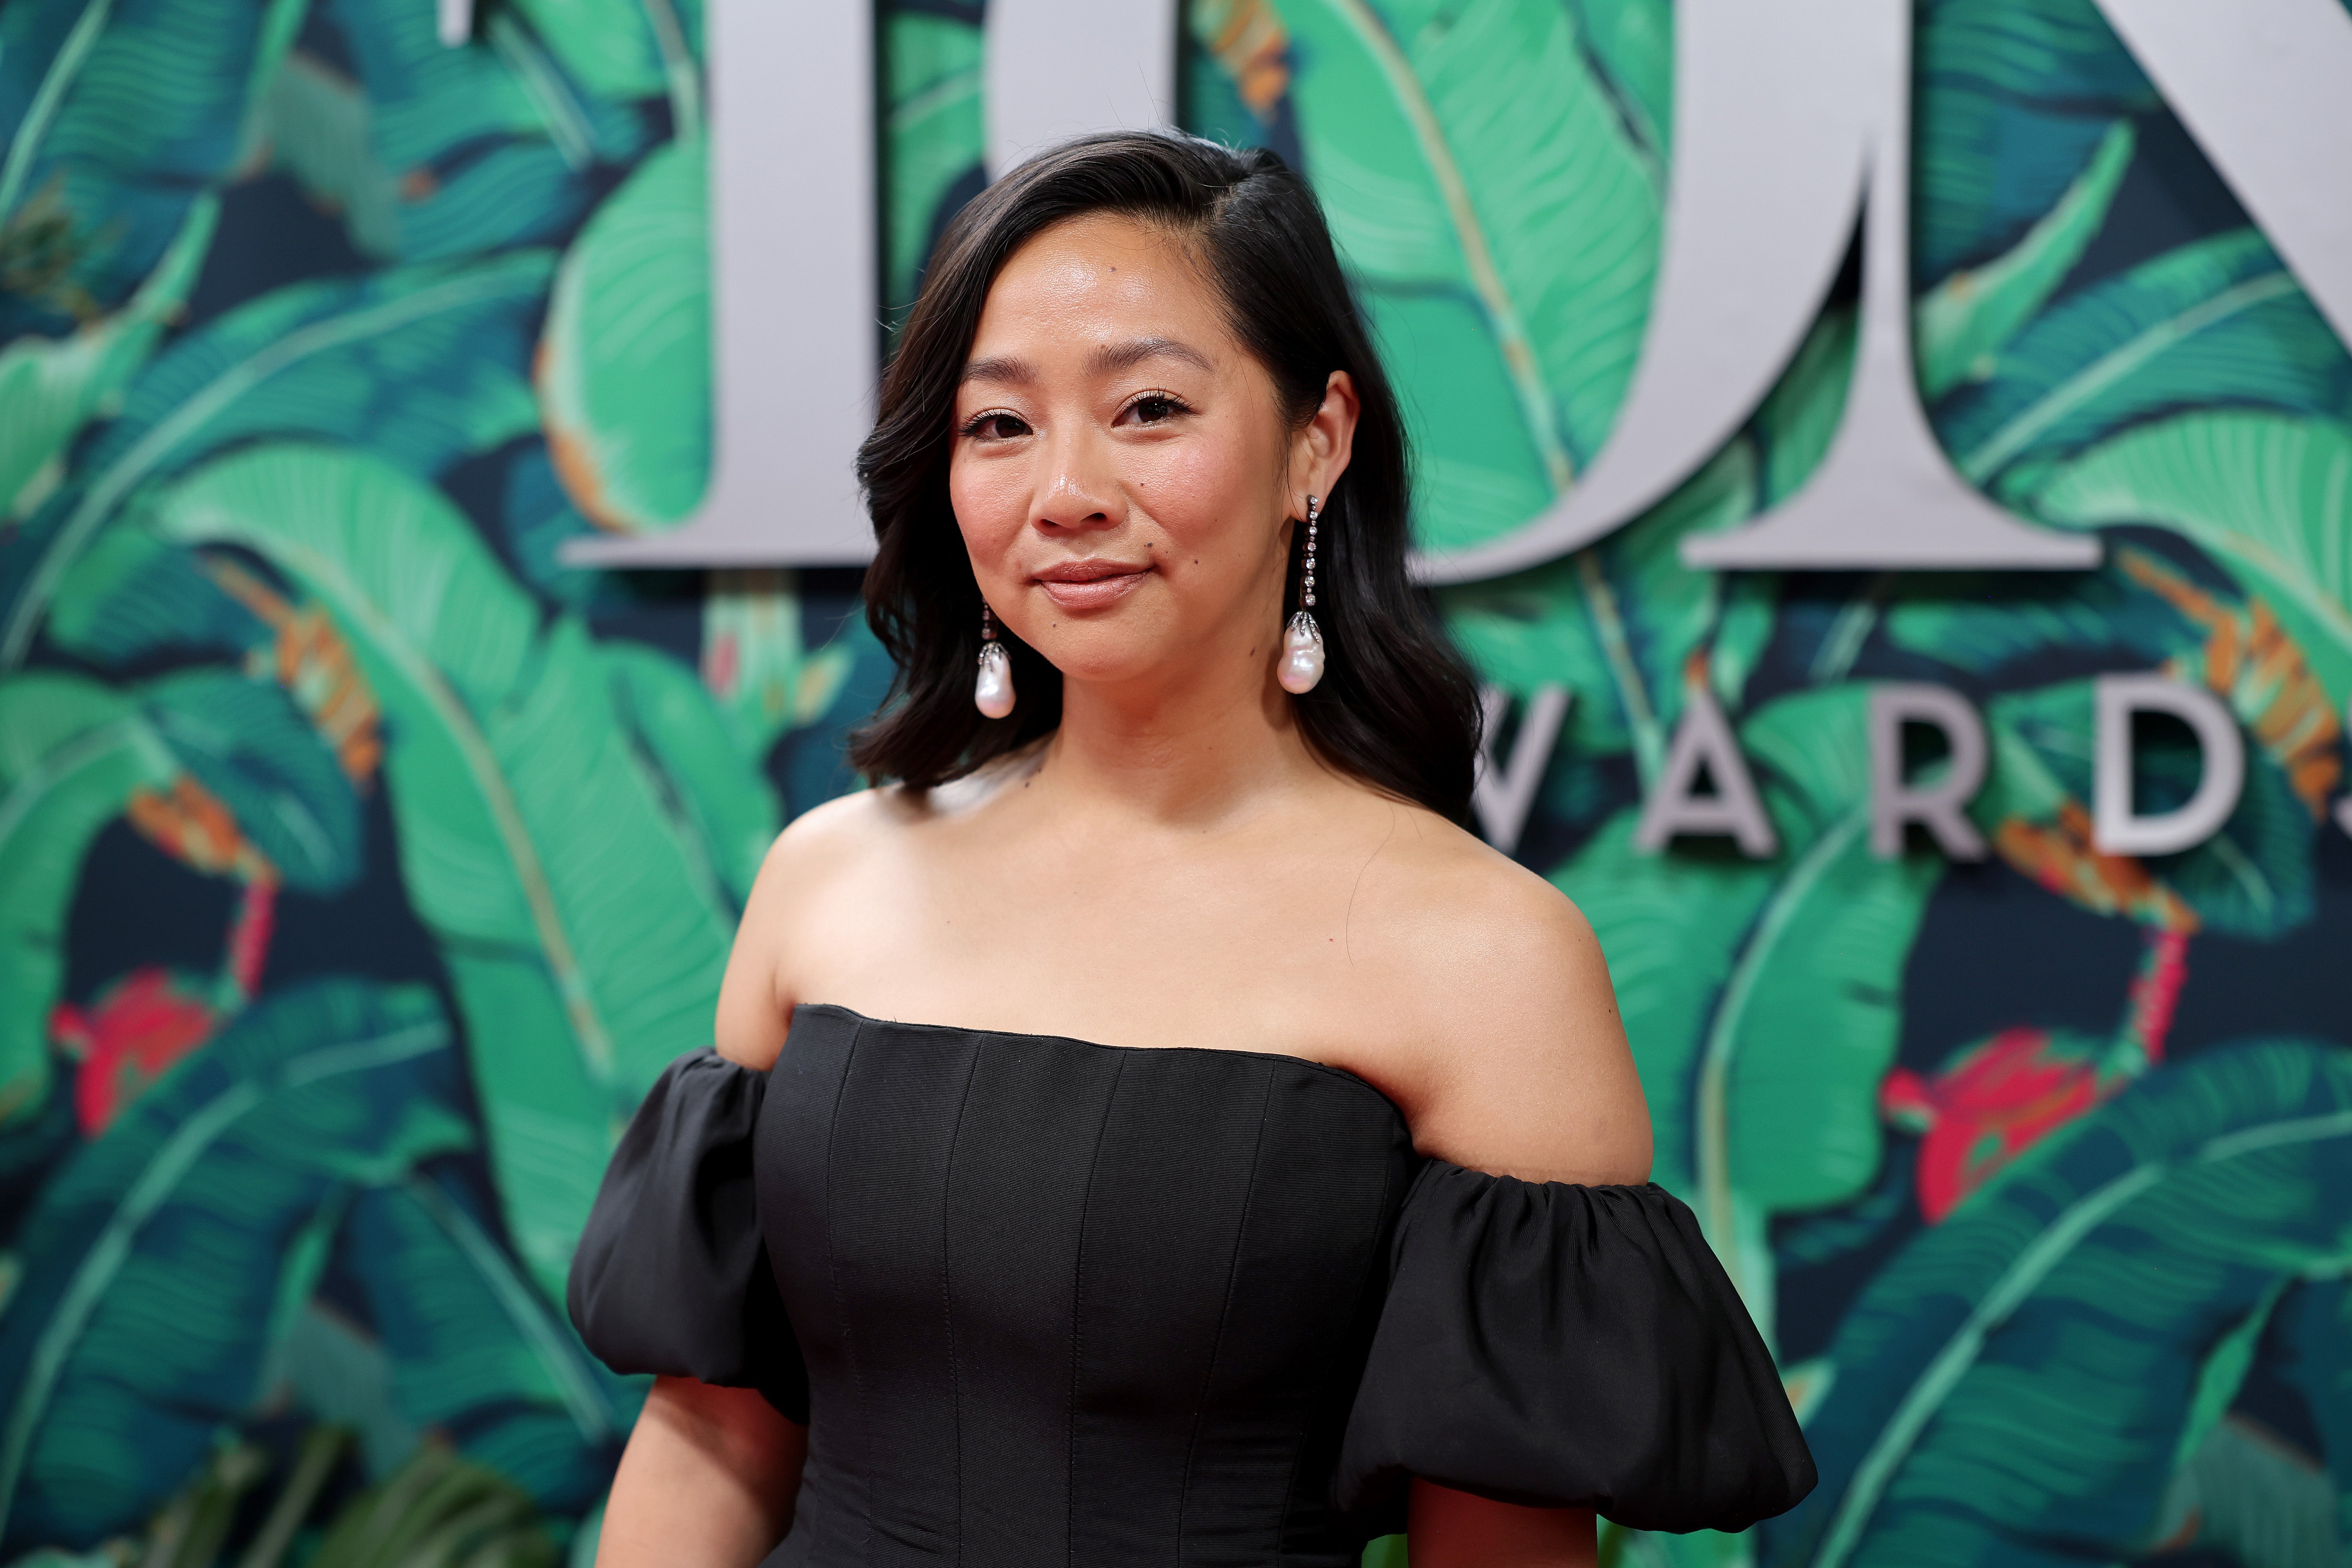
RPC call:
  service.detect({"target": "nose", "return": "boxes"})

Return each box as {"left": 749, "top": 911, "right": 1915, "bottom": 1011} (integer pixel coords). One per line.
{"left": 1033, "top": 423, "right": 1121, "bottom": 536}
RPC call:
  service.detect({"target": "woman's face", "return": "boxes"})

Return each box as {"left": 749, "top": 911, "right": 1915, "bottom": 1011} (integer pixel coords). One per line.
{"left": 949, "top": 212, "right": 1354, "bottom": 692}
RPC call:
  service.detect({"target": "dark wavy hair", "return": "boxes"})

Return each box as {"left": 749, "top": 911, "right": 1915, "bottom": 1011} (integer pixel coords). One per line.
{"left": 849, "top": 130, "right": 1482, "bottom": 824}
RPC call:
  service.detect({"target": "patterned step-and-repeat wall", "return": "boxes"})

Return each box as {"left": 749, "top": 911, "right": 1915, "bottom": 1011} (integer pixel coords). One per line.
{"left": 2, "top": 1, "right": 2349, "bottom": 1564}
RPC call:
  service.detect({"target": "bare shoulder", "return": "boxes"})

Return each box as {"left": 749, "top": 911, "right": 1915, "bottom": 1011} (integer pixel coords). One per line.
{"left": 713, "top": 786, "right": 920, "bottom": 1069}
{"left": 1339, "top": 800, "right": 1597, "bottom": 993}
{"left": 1346, "top": 806, "right": 1651, "bottom": 1187}
{"left": 716, "top": 755, "right": 1044, "bottom": 1068}
{"left": 750, "top": 784, "right": 911, "bottom": 897}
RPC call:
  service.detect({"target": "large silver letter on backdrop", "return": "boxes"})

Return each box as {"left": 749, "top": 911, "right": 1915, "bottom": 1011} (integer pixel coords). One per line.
{"left": 1419, "top": 0, "right": 2352, "bottom": 582}
{"left": 986, "top": 0, "right": 1177, "bottom": 176}
{"left": 564, "top": 0, "right": 878, "bottom": 566}
{"left": 570, "top": 0, "right": 2350, "bottom": 572}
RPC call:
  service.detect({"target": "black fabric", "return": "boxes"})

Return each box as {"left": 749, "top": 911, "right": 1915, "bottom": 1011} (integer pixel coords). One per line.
{"left": 1333, "top": 1165, "right": 1816, "bottom": 1532}
{"left": 567, "top": 1006, "right": 1812, "bottom": 1565}
{"left": 566, "top": 1048, "right": 809, "bottom": 1421}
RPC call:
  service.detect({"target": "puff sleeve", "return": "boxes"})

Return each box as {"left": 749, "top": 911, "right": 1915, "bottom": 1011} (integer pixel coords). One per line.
{"left": 566, "top": 1049, "right": 809, "bottom": 1423}
{"left": 1335, "top": 1162, "right": 1813, "bottom": 1533}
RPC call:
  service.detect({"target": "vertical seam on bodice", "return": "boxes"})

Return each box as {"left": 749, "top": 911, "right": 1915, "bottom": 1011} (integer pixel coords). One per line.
{"left": 820, "top": 1018, "right": 873, "bottom": 1565}
{"left": 938, "top": 1038, "right": 984, "bottom": 1566}
{"left": 1275, "top": 1127, "right": 1402, "bottom": 1563}
{"left": 1065, "top": 1052, "right": 1129, "bottom": 1568}
{"left": 1174, "top": 1059, "right": 1277, "bottom": 1564}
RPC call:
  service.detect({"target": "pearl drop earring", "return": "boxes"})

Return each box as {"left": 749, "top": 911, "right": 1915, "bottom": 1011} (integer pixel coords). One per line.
{"left": 1279, "top": 494, "right": 1326, "bottom": 695}
{"left": 975, "top": 602, "right": 1015, "bottom": 718}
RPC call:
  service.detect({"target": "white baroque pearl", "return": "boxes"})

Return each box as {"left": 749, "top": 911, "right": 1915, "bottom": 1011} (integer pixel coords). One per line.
{"left": 1278, "top": 611, "right": 1325, "bottom": 695}
{"left": 975, "top": 642, "right": 1016, "bottom": 718}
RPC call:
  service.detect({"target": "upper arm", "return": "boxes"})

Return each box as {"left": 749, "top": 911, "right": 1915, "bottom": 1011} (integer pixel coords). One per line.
{"left": 1397, "top": 860, "right": 1650, "bottom": 1187}
{"left": 713, "top": 788, "right": 890, "bottom": 1070}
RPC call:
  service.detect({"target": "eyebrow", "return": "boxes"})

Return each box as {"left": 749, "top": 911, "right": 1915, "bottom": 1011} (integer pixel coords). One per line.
{"left": 958, "top": 337, "right": 1212, "bottom": 387}
{"left": 1089, "top": 337, "right": 1212, "bottom": 377}
{"left": 960, "top": 355, "right": 1032, "bottom": 388}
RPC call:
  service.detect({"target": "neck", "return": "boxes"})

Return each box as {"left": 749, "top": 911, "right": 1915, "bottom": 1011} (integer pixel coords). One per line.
{"left": 1037, "top": 631, "right": 1316, "bottom": 830}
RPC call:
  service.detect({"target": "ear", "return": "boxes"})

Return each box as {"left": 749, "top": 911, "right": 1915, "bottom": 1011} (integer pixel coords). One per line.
{"left": 1290, "top": 370, "right": 1359, "bottom": 514}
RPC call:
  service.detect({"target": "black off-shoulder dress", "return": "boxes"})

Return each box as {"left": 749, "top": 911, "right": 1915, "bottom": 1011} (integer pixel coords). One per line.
{"left": 567, "top": 1005, "right": 1813, "bottom": 1566}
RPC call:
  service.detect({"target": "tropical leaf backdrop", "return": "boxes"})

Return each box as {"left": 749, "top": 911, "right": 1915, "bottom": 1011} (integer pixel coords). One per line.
{"left": 0, "top": 0, "right": 2347, "bottom": 1564}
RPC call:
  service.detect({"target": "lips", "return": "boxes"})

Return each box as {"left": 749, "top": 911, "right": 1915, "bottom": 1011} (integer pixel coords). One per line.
{"left": 1033, "top": 559, "right": 1151, "bottom": 610}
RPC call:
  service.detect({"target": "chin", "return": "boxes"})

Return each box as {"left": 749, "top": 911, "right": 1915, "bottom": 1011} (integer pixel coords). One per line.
{"left": 1022, "top": 623, "right": 1169, "bottom": 688}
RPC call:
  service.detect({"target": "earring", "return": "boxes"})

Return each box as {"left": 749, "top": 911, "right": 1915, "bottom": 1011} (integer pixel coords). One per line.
{"left": 1279, "top": 494, "right": 1326, "bottom": 695}
{"left": 975, "top": 602, "right": 1016, "bottom": 718}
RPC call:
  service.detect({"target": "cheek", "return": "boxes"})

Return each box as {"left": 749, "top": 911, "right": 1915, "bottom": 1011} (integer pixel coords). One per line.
{"left": 1131, "top": 427, "right": 1281, "bottom": 555}
{"left": 947, "top": 456, "right": 1031, "bottom": 565}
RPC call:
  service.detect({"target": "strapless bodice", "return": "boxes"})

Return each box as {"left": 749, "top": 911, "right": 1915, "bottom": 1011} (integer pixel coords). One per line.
{"left": 570, "top": 1005, "right": 1813, "bottom": 1566}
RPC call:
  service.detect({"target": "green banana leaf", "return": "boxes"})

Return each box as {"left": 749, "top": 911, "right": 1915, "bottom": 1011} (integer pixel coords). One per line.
{"left": 1727, "top": 690, "right": 1947, "bottom": 1214}
{"left": 1939, "top": 229, "right": 2352, "bottom": 490}
{"left": 329, "top": 0, "right": 641, "bottom": 238}
{"left": 1764, "top": 1040, "right": 2352, "bottom": 1568}
{"left": 400, "top": 141, "right": 595, "bottom": 268}
{"left": 2274, "top": 1277, "right": 2352, "bottom": 1544}
{"left": 1440, "top": 439, "right": 1764, "bottom": 782}
{"left": 274, "top": 1303, "right": 419, "bottom": 1479}
{"left": 604, "top": 641, "right": 778, "bottom": 907}
{"left": 256, "top": 50, "right": 401, "bottom": 261}
{"left": 1912, "top": 0, "right": 2155, "bottom": 282}
{"left": 147, "top": 442, "right": 744, "bottom": 1297}
{"left": 1562, "top": 0, "right": 1670, "bottom": 167}
{"left": 0, "top": 673, "right": 178, "bottom": 1125}
{"left": 536, "top": 138, "right": 708, "bottom": 533}
{"left": 761, "top": 597, "right": 897, "bottom": 821}
{"left": 1557, "top": 685, "right": 1944, "bottom": 1325}
{"left": 1880, "top": 553, "right": 2215, "bottom": 687}
{"left": 336, "top": 1175, "right": 635, "bottom": 1515}
{"left": 1279, "top": 0, "right": 1661, "bottom": 553}
{"left": 289, "top": 4, "right": 628, "bottom": 262}
{"left": 0, "top": 980, "right": 473, "bottom": 1552}
{"left": 0, "top": 0, "right": 299, "bottom": 318}
{"left": 45, "top": 526, "right": 268, "bottom": 664}
{"left": 142, "top": 668, "right": 362, "bottom": 894}
{"left": 508, "top": 0, "right": 699, "bottom": 118}
{"left": 0, "top": 193, "right": 217, "bottom": 521}
{"left": 884, "top": 8, "right": 983, "bottom": 314}
{"left": 1753, "top": 309, "right": 1855, "bottom": 512}
{"left": 1556, "top": 809, "right": 1778, "bottom": 1218}
{"left": 1, "top": 249, "right": 554, "bottom": 670}
{"left": 2031, "top": 411, "right": 2352, "bottom": 710}
{"left": 494, "top": 442, "right": 632, "bottom": 609}
{"left": 2152, "top": 1413, "right": 2342, "bottom": 1568}
{"left": 1915, "top": 119, "right": 2133, "bottom": 401}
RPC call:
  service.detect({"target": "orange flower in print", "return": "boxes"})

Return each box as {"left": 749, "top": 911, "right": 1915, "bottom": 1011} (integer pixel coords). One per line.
{"left": 126, "top": 775, "right": 278, "bottom": 884}
{"left": 1194, "top": 0, "right": 1292, "bottom": 120}
{"left": 1993, "top": 802, "right": 2200, "bottom": 933}
{"left": 2116, "top": 549, "right": 2341, "bottom": 816}
{"left": 203, "top": 557, "right": 385, "bottom": 786}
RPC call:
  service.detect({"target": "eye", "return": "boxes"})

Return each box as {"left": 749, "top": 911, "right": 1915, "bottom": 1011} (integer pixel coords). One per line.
{"left": 1120, "top": 391, "right": 1192, "bottom": 426}
{"left": 960, "top": 410, "right": 1030, "bottom": 441}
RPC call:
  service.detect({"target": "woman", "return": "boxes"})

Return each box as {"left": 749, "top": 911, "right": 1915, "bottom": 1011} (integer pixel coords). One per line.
{"left": 569, "top": 131, "right": 1812, "bottom": 1568}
